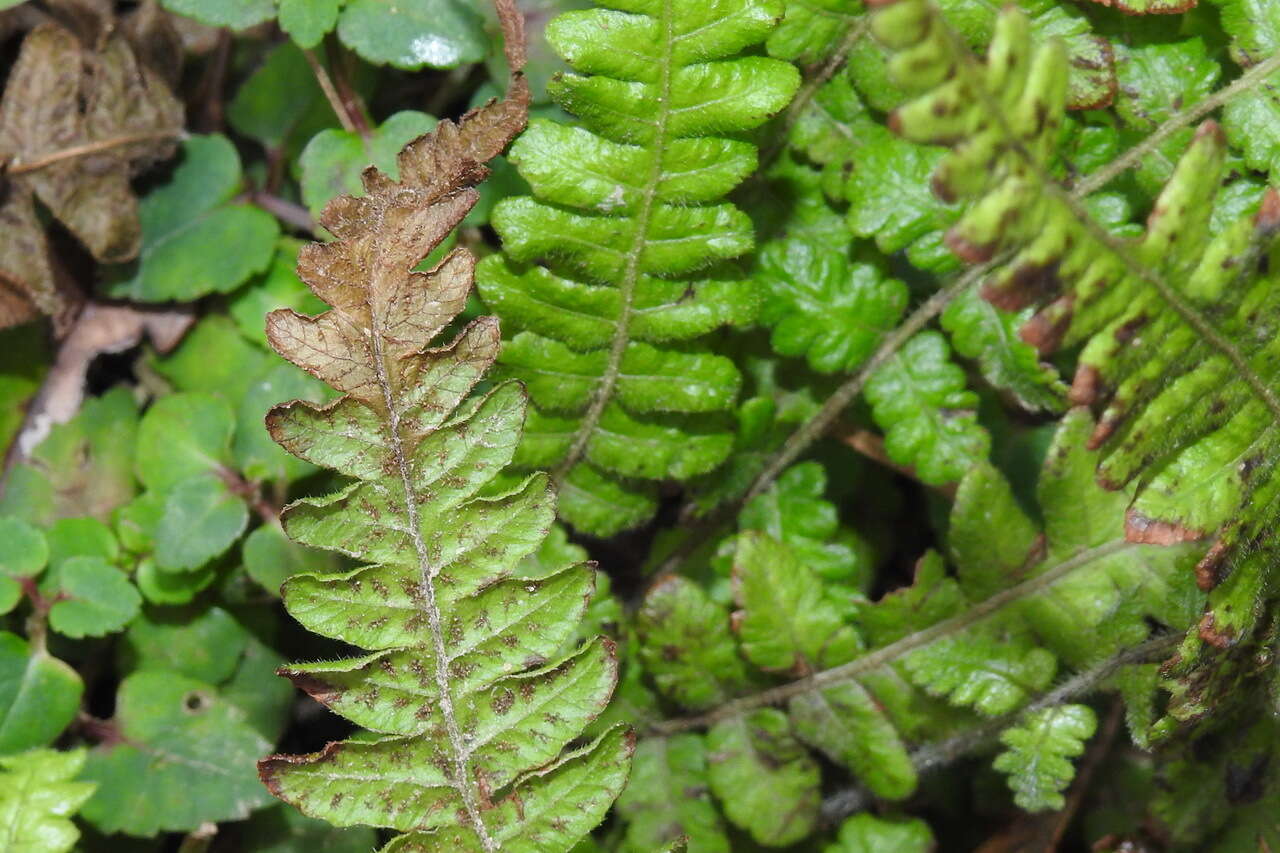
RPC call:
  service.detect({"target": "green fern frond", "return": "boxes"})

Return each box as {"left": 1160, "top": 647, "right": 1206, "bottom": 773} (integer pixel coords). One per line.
{"left": 993, "top": 704, "right": 1097, "bottom": 811}
{"left": 0, "top": 748, "right": 95, "bottom": 853}
{"left": 630, "top": 410, "right": 1204, "bottom": 842}
{"left": 871, "top": 0, "right": 1280, "bottom": 704}
{"left": 477, "top": 0, "right": 800, "bottom": 536}
{"left": 253, "top": 77, "right": 633, "bottom": 852}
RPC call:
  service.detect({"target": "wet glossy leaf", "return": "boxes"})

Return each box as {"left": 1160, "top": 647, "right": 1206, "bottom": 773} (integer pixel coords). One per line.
{"left": 337, "top": 0, "right": 488, "bottom": 70}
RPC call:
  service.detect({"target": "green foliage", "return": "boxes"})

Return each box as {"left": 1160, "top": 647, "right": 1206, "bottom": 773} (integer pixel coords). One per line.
{"left": 106, "top": 135, "right": 279, "bottom": 302}
{"left": 160, "top": 0, "right": 486, "bottom": 60}
{"left": 864, "top": 330, "right": 990, "bottom": 485}
{"left": 825, "top": 813, "right": 934, "bottom": 853}
{"left": 7, "top": 0, "right": 1280, "bottom": 848}
{"left": 80, "top": 671, "right": 275, "bottom": 835}
{"left": 0, "top": 633, "right": 82, "bottom": 755}
{"left": 706, "top": 710, "right": 820, "bottom": 846}
{"left": 0, "top": 748, "right": 95, "bottom": 853}
{"left": 872, "top": 0, "right": 1280, "bottom": 741}
{"left": 477, "top": 0, "right": 800, "bottom": 535}
{"left": 299, "top": 110, "right": 437, "bottom": 215}
{"left": 993, "top": 704, "right": 1097, "bottom": 810}
{"left": 614, "top": 735, "right": 729, "bottom": 853}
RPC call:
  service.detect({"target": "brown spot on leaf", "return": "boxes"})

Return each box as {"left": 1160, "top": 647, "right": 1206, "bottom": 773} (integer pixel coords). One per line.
{"left": 1197, "top": 612, "right": 1234, "bottom": 649}
{"left": 1195, "top": 540, "right": 1230, "bottom": 591}
{"left": 1124, "top": 508, "right": 1204, "bottom": 545}
{"left": 1069, "top": 364, "right": 1102, "bottom": 406}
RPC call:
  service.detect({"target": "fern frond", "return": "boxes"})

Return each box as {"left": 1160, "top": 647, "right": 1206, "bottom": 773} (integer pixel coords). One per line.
{"left": 477, "top": 0, "right": 800, "bottom": 536}
{"left": 640, "top": 410, "right": 1204, "bottom": 837}
{"left": 0, "top": 748, "right": 95, "bottom": 853}
{"left": 872, "top": 0, "right": 1280, "bottom": 693}
{"left": 253, "top": 61, "right": 633, "bottom": 852}
{"left": 992, "top": 704, "right": 1097, "bottom": 811}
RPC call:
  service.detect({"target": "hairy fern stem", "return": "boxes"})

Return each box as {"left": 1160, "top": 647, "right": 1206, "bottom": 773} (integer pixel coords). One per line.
{"left": 651, "top": 539, "right": 1136, "bottom": 733}
{"left": 816, "top": 632, "right": 1181, "bottom": 826}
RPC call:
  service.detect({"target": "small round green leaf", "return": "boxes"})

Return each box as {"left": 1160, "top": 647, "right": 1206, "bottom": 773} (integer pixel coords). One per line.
{"left": 242, "top": 523, "right": 334, "bottom": 595}
{"left": 154, "top": 475, "right": 249, "bottom": 572}
{"left": 299, "top": 110, "right": 438, "bottom": 215}
{"left": 120, "top": 604, "right": 250, "bottom": 685}
{"left": 79, "top": 671, "right": 273, "bottom": 835}
{"left": 0, "top": 517, "right": 46, "bottom": 578}
{"left": 135, "top": 558, "right": 218, "bottom": 606}
{"left": 160, "top": 0, "right": 275, "bottom": 29}
{"left": 48, "top": 557, "right": 143, "bottom": 639}
{"left": 135, "top": 393, "right": 236, "bottom": 492}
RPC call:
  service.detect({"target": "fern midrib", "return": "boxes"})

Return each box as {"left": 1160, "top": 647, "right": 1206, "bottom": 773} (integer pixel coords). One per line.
{"left": 651, "top": 538, "right": 1136, "bottom": 734}
{"left": 368, "top": 290, "right": 497, "bottom": 850}
{"left": 552, "top": 0, "right": 676, "bottom": 485}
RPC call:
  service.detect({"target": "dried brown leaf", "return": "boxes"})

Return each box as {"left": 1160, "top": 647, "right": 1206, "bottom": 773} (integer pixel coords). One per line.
{"left": 267, "top": 77, "right": 529, "bottom": 411}
{"left": 0, "top": 20, "right": 183, "bottom": 330}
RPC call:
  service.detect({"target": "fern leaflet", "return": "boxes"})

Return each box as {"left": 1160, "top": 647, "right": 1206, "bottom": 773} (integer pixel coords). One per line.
{"left": 254, "top": 47, "right": 633, "bottom": 852}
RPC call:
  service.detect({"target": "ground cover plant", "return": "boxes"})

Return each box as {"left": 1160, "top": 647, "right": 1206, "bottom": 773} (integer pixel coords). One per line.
{"left": 2, "top": 0, "right": 1280, "bottom": 850}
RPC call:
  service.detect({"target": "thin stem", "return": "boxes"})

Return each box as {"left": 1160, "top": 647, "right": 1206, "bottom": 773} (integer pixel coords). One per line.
{"left": 552, "top": 0, "right": 675, "bottom": 485}
{"left": 4, "top": 130, "right": 186, "bottom": 175}
{"left": 650, "top": 539, "right": 1134, "bottom": 735}
{"left": 818, "top": 633, "right": 1179, "bottom": 826}
{"left": 251, "top": 192, "right": 315, "bottom": 235}
{"left": 324, "top": 37, "right": 372, "bottom": 138}
{"left": 302, "top": 48, "right": 359, "bottom": 135}
{"left": 1075, "top": 49, "right": 1280, "bottom": 198}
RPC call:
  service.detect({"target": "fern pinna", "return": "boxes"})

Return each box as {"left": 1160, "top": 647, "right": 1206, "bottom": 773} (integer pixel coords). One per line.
{"left": 253, "top": 14, "right": 632, "bottom": 851}
{"left": 871, "top": 0, "right": 1280, "bottom": 726}
{"left": 476, "top": 0, "right": 800, "bottom": 536}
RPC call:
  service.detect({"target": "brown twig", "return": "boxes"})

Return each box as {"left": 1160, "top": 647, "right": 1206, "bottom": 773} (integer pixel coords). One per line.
{"left": 2, "top": 303, "right": 194, "bottom": 480}
{"left": 195, "top": 29, "right": 232, "bottom": 132}
{"left": 323, "top": 36, "right": 371, "bottom": 137}
{"left": 302, "top": 47, "right": 360, "bottom": 135}
{"left": 218, "top": 465, "right": 281, "bottom": 527}
{"left": 250, "top": 192, "right": 315, "bottom": 234}
{"left": 2, "top": 130, "right": 187, "bottom": 176}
